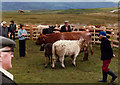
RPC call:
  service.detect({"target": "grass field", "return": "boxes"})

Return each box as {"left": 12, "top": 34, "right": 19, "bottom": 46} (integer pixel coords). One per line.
{"left": 8, "top": 40, "right": 118, "bottom": 83}
{"left": 2, "top": 7, "right": 118, "bottom": 25}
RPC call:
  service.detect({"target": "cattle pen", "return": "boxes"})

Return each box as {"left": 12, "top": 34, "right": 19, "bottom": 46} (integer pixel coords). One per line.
{"left": 7, "top": 24, "right": 119, "bottom": 83}
{"left": 12, "top": 24, "right": 119, "bottom": 48}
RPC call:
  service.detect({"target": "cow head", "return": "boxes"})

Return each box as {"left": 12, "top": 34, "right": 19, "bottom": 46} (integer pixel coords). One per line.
{"left": 78, "top": 38, "right": 87, "bottom": 50}
{"left": 36, "top": 33, "right": 46, "bottom": 45}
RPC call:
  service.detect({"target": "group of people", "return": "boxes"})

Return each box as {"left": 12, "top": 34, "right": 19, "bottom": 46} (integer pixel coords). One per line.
{"left": 0, "top": 20, "right": 16, "bottom": 40}
{"left": 0, "top": 20, "right": 117, "bottom": 84}
{"left": 0, "top": 21, "right": 27, "bottom": 58}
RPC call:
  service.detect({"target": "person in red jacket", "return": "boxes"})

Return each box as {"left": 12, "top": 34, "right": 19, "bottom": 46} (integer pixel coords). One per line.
{"left": 98, "top": 31, "right": 117, "bottom": 83}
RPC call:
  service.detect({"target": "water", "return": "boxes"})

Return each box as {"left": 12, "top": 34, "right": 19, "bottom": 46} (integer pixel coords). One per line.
{"left": 2, "top": 2, "right": 118, "bottom": 10}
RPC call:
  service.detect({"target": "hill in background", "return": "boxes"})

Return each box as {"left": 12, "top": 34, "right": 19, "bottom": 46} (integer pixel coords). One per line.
{"left": 2, "top": 2, "right": 118, "bottom": 10}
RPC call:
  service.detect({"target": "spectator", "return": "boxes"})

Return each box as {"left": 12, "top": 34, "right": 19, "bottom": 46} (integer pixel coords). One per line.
{"left": 18, "top": 24, "right": 27, "bottom": 57}
{"left": 0, "top": 21, "right": 9, "bottom": 38}
{"left": 0, "top": 36, "right": 17, "bottom": 85}
{"left": 9, "top": 20, "right": 16, "bottom": 41}
{"left": 98, "top": 31, "right": 117, "bottom": 83}
{"left": 60, "top": 20, "right": 71, "bottom": 32}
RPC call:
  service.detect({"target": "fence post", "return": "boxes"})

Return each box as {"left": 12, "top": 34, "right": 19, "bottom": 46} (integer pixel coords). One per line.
{"left": 94, "top": 28, "right": 96, "bottom": 44}
{"left": 111, "top": 30, "right": 114, "bottom": 48}
{"left": 30, "top": 25, "right": 33, "bottom": 40}
{"left": 36, "top": 27, "right": 38, "bottom": 39}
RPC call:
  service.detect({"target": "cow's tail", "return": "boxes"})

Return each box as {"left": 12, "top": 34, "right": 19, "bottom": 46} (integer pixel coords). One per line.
{"left": 52, "top": 44, "right": 56, "bottom": 62}
{"left": 89, "top": 34, "right": 94, "bottom": 55}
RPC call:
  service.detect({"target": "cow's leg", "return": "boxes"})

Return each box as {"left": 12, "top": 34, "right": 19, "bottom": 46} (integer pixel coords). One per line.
{"left": 51, "top": 56, "right": 56, "bottom": 69}
{"left": 45, "top": 56, "right": 48, "bottom": 68}
{"left": 90, "top": 42, "right": 94, "bottom": 55}
{"left": 57, "top": 56, "right": 59, "bottom": 62}
{"left": 48, "top": 56, "right": 50, "bottom": 65}
{"left": 72, "top": 54, "right": 78, "bottom": 67}
{"left": 50, "top": 55, "right": 52, "bottom": 64}
{"left": 59, "top": 56, "right": 65, "bottom": 69}
{"left": 83, "top": 46, "right": 89, "bottom": 61}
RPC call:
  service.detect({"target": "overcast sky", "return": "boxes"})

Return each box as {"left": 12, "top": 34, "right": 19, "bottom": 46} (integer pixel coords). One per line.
{"left": 1, "top": 0, "right": 119, "bottom": 2}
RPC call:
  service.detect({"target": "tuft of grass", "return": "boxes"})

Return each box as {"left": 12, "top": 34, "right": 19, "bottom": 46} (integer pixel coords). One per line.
{"left": 9, "top": 40, "right": 118, "bottom": 83}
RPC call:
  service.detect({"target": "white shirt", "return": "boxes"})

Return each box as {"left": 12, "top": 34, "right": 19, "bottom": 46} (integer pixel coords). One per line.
{"left": 0, "top": 68, "right": 13, "bottom": 80}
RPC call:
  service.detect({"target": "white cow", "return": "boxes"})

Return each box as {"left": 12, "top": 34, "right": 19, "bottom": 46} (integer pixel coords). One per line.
{"left": 37, "top": 24, "right": 49, "bottom": 33}
{"left": 52, "top": 38, "right": 86, "bottom": 69}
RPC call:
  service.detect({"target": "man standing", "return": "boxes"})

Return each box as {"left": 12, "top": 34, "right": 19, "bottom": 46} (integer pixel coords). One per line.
{"left": 9, "top": 20, "right": 16, "bottom": 41}
{"left": 0, "top": 21, "right": 9, "bottom": 38}
{"left": 98, "top": 31, "right": 117, "bottom": 83}
{"left": 0, "top": 36, "right": 17, "bottom": 85}
{"left": 18, "top": 24, "right": 27, "bottom": 57}
{"left": 60, "top": 21, "right": 71, "bottom": 32}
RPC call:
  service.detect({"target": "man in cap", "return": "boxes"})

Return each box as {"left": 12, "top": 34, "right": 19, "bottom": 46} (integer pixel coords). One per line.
{"left": 9, "top": 20, "right": 16, "bottom": 41}
{"left": 0, "top": 36, "right": 17, "bottom": 85}
{"left": 60, "top": 20, "right": 71, "bottom": 32}
{"left": 0, "top": 21, "right": 9, "bottom": 38}
{"left": 98, "top": 31, "right": 117, "bottom": 83}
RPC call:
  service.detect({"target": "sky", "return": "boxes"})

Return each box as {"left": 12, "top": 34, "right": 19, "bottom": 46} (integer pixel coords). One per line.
{"left": 1, "top": 0, "right": 119, "bottom": 2}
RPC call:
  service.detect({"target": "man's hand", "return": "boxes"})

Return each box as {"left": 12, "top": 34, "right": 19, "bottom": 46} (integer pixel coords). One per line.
{"left": 22, "top": 33, "right": 26, "bottom": 36}
{"left": 113, "top": 54, "right": 116, "bottom": 58}
{"left": 20, "top": 33, "right": 25, "bottom": 37}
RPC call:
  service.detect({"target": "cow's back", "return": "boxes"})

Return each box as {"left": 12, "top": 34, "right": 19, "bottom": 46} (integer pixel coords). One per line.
{"left": 45, "top": 31, "right": 91, "bottom": 44}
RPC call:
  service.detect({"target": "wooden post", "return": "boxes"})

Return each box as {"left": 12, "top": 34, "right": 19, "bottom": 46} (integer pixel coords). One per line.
{"left": 111, "top": 31, "right": 114, "bottom": 48}
{"left": 77, "top": 27, "right": 79, "bottom": 31}
{"left": 30, "top": 25, "right": 33, "bottom": 40}
{"left": 94, "top": 28, "right": 96, "bottom": 44}
{"left": 36, "top": 26, "right": 39, "bottom": 40}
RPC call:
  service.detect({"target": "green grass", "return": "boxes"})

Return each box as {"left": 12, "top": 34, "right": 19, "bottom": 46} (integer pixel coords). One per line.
{"left": 2, "top": 7, "right": 118, "bottom": 25}
{"left": 9, "top": 40, "right": 118, "bottom": 83}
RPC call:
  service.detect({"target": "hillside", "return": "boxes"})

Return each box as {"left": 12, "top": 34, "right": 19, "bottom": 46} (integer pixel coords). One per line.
{"left": 34, "top": 7, "right": 118, "bottom": 14}
{"left": 2, "top": 2, "right": 118, "bottom": 10}
{"left": 2, "top": 7, "right": 118, "bottom": 25}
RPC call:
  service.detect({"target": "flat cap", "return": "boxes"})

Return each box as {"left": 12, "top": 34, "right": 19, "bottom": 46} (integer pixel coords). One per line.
{"left": 64, "top": 20, "right": 69, "bottom": 23}
{"left": 1, "top": 21, "right": 6, "bottom": 25}
{"left": 0, "top": 36, "right": 16, "bottom": 49}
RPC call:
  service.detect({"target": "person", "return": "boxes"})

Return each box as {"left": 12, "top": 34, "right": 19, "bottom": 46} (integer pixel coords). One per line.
{"left": 0, "top": 21, "right": 9, "bottom": 38}
{"left": 18, "top": 24, "right": 27, "bottom": 57}
{"left": 98, "top": 31, "right": 117, "bottom": 83}
{"left": 9, "top": 20, "right": 16, "bottom": 41}
{"left": 60, "top": 20, "right": 71, "bottom": 32}
{"left": 0, "top": 36, "right": 17, "bottom": 85}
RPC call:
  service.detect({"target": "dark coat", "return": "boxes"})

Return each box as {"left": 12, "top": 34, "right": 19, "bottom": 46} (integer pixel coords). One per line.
{"left": 60, "top": 25, "right": 71, "bottom": 32}
{"left": 101, "top": 37, "right": 113, "bottom": 61}
{"left": 9, "top": 24, "right": 16, "bottom": 33}
{"left": 0, "top": 71, "right": 17, "bottom": 85}
{"left": 0, "top": 26, "right": 9, "bottom": 38}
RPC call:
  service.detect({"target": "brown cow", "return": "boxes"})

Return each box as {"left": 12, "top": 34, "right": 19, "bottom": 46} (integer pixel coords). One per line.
{"left": 36, "top": 31, "right": 93, "bottom": 61}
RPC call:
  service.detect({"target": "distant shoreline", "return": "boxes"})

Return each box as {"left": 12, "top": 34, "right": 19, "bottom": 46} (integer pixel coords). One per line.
{"left": 2, "top": 2, "right": 118, "bottom": 10}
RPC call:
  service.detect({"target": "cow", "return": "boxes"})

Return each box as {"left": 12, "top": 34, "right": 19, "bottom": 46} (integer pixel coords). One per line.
{"left": 52, "top": 38, "right": 86, "bottom": 68}
{"left": 44, "top": 43, "right": 52, "bottom": 68}
{"left": 36, "top": 31, "right": 93, "bottom": 61}
{"left": 18, "top": 9, "right": 24, "bottom": 13}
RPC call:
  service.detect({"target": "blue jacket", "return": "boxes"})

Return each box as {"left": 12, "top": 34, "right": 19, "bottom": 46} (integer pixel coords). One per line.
{"left": 18, "top": 29, "right": 27, "bottom": 40}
